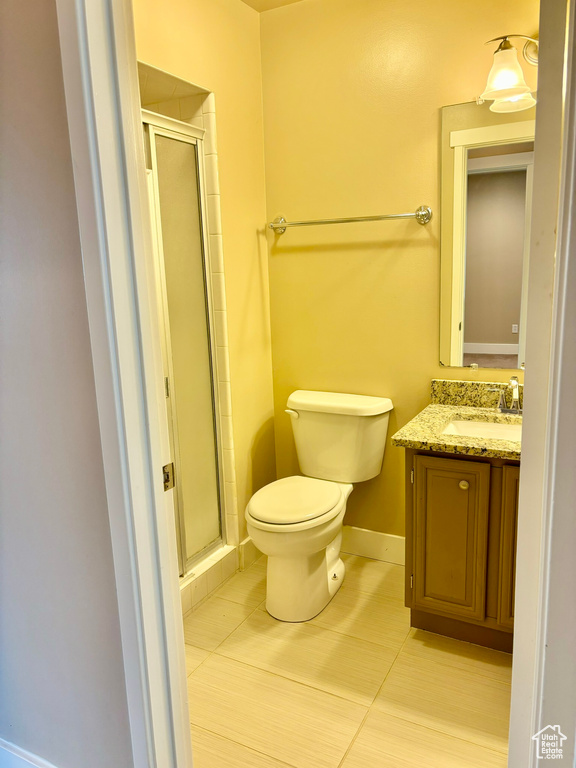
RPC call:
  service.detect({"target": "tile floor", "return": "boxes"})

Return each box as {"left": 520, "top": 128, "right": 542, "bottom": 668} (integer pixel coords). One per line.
{"left": 184, "top": 554, "right": 512, "bottom": 768}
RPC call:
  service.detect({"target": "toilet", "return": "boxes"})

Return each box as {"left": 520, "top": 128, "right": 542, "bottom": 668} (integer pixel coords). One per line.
{"left": 245, "top": 390, "right": 393, "bottom": 622}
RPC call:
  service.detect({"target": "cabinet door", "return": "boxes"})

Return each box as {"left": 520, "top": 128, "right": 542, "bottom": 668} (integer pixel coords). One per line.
{"left": 413, "top": 455, "right": 490, "bottom": 621}
{"left": 498, "top": 465, "right": 520, "bottom": 629}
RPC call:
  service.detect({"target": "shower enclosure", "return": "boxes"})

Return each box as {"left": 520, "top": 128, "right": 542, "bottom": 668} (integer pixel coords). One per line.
{"left": 143, "top": 111, "right": 223, "bottom": 576}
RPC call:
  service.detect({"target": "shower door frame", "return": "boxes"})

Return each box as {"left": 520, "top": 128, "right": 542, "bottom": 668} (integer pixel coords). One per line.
{"left": 143, "top": 111, "right": 225, "bottom": 576}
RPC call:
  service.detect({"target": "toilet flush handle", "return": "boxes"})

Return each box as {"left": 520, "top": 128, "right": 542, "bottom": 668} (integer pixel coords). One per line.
{"left": 285, "top": 409, "right": 300, "bottom": 419}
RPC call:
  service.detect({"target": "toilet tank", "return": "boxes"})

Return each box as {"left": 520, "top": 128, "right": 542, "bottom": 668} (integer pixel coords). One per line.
{"left": 286, "top": 390, "right": 393, "bottom": 483}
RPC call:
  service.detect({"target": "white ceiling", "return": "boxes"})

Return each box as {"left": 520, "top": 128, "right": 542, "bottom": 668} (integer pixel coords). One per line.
{"left": 241, "top": 0, "right": 303, "bottom": 12}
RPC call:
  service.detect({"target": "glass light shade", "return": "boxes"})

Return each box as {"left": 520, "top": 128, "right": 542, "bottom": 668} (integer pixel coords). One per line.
{"left": 481, "top": 47, "right": 531, "bottom": 101}
{"left": 490, "top": 92, "right": 537, "bottom": 113}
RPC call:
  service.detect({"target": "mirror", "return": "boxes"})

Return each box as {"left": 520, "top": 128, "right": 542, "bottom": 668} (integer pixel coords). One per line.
{"left": 440, "top": 101, "right": 536, "bottom": 369}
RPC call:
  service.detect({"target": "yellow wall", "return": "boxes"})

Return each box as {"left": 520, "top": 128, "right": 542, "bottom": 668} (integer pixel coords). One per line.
{"left": 133, "top": 0, "right": 276, "bottom": 540}
{"left": 260, "top": 0, "right": 538, "bottom": 536}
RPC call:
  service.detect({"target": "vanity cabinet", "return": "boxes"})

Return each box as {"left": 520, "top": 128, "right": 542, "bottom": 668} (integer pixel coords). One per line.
{"left": 405, "top": 450, "right": 519, "bottom": 652}
{"left": 412, "top": 455, "right": 490, "bottom": 621}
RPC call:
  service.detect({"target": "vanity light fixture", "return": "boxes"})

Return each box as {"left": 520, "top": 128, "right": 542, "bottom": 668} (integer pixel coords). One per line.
{"left": 480, "top": 35, "right": 538, "bottom": 113}
{"left": 490, "top": 92, "right": 537, "bottom": 113}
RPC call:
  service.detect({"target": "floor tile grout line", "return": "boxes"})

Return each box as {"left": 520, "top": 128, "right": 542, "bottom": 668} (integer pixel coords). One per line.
{"left": 185, "top": 643, "right": 215, "bottom": 678}
{"left": 377, "top": 629, "right": 513, "bottom": 689}
{"left": 186, "top": 629, "right": 411, "bottom": 705}
{"left": 186, "top": 569, "right": 510, "bottom": 686}
{"left": 187, "top": 641, "right": 509, "bottom": 764}
{"left": 210, "top": 593, "right": 265, "bottom": 611}
{"left": 253, "top": 604, "right": 411, "bottom": 650}
{"left": 334, "top": 699, "right": 374, "bottom": 767}
{"left": 341, "top": 636, "right": 506, "bottom": 764}
{"left": 365, "top": 628, "right": 510, "bottom": 757}
{"left": 185, "top": 574, "right": 412, "bottom": 690}
{"left": 232, "top": 604, "right": 412, "bottom": 653}
{"left": 307, "top": 624, "right": 408, "bottom": 650}
{"left": 189, "top": 722, "right": 300, "bottom": 768}
{"left": 206, "top": 649, "right": 373, "bottom": 710}
{"left": 209, "top": 599, "right": 268, "bottom": 655}
{"left": 183, "top": 598, "right": 264, "bottom": 656}
{"left": 184, "top": 557, "right": 511, "bottom": 764}
{"left": 335, "top": 626, "right": 413, "bottom": 767}
{"left": 188, "top": 598, "right": 413, "bottom": 705}
{"left": 398, "top": 652, "right": 513, "bottom": 686}
{"left": 184, "top": 560, "right": 266, "bottom": 615}
{"left": 405, "top": 627, "right": 513, "bottom": 662}
{"left": 336, "top": 583, "right": 407, "bottom": 602}
{"left": 363, "top": 706, "right": 510, "bottom": 756}
{"left": 237, "top": 598, "right": 412, "bottom": 654}
{"left": 401, "top": 634, "right": 513, "bottom": 663}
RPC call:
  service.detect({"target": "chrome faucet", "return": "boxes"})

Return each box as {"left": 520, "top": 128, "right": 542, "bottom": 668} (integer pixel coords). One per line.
{"left": 508, "top": 376, "right": 521, "bottom": 413}
{"left": 490, "top": 378, "right": 522, "bottom": 414}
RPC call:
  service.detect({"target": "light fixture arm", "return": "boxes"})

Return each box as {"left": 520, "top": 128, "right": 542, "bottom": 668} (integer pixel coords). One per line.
{"left": 485, "top": 34, "right": 539, "bottom": 65}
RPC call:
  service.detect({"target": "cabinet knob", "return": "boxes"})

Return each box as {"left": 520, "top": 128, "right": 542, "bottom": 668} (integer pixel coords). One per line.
{"left": 459, "top": 480, "right": 470, "bottom": 490}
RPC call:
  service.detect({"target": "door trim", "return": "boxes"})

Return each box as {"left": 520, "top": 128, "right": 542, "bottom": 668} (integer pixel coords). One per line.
{"left": 54, "top": 1, "right": 192, "bottom": 765}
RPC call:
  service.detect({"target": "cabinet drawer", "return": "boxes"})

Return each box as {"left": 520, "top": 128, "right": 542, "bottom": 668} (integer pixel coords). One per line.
{"left": 413, "top": 455, "right": 491, "bottom": 621}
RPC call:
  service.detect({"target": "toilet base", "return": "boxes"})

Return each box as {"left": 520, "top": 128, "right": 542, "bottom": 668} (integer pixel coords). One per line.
{"left": 265, "top": 531, "right": 345, "bottom": 622}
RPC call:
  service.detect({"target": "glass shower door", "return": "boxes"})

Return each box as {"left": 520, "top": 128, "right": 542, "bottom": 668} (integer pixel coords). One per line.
{"left": 147, "top": 121, "right": 222, "bottom": 575}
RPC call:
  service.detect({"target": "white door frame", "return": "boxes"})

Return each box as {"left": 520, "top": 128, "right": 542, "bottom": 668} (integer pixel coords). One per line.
{"left": 54, "top": 1, "right": 192, "bottom": 766}
{"left": 508, "top": 0, "right": 576, "bottom": 765}
{"left": 53, "top": 0, "right": 576, "bottom": 766}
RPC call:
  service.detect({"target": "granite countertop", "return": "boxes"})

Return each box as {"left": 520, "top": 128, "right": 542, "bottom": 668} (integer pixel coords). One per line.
{"left": 391, "top": 403, "right": 522, "bottom": 461}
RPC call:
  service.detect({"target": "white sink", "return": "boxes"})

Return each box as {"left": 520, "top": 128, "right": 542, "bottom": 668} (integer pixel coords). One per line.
{"left": 442, "top": 420, "right": 522, "bottom": 441}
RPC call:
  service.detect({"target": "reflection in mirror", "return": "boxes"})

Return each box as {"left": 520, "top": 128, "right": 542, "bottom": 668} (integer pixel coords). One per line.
{"left": 440, "top": 102, "right": 536, "bottom": 369}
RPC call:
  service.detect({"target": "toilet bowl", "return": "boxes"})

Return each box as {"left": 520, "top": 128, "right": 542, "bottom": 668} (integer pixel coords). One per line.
{"left": 245, "top": 390, "right": 393, "bottom": 623}
{"left": 246, "top": 476, "right": 353, "bottom": 622}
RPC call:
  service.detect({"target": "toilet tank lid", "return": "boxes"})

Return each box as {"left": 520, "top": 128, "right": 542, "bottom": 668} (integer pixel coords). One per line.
{"left": 287, "top": 390, "right": 393, "bottom": 416}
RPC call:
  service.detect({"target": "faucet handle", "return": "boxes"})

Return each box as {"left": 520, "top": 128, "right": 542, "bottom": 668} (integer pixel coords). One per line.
{"left": 488, "top": 386, "right": 507, "bottom": 410}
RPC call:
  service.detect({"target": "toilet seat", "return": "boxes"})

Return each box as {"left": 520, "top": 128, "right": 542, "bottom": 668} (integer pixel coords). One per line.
{"left": 247, "top": 476, "right": 342, "bottom": 525}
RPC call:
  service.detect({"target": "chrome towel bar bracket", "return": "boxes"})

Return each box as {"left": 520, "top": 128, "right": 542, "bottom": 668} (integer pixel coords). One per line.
{"left": 268, "top": 205, "right": 432, "bottom": 234}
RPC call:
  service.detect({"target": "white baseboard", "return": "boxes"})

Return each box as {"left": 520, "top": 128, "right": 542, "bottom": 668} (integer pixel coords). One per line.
{"left": 239, "top": 530, "right": 404, "bottom": 567}
{"left": 342, "top": 525, "right": 405, "bottom": 566}
{"left": 239, "top": 537, "right": 262, "bottom": 570}
{"left": 0, "top": 739, "right": 60, "bottom": 768}
{"left": 463, "top": 342, "right": 519, "bottom": 355}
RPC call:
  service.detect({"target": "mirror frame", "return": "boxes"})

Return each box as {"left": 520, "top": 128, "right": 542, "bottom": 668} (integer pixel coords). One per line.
{"left": 439, "top": 102, "right": 536, "bottom": 368}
